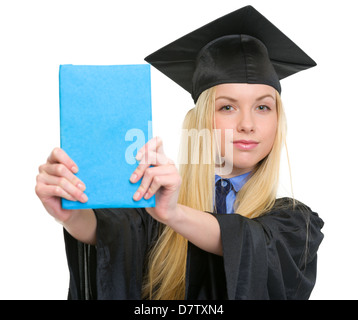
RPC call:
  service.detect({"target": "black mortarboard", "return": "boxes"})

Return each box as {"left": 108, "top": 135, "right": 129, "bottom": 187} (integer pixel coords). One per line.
{"left": 144, "top": 5, "right": 316, "bottom": 103}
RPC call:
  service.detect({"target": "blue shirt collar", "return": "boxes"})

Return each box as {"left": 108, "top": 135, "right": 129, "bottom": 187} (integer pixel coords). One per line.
{"left": 215, "top": 172, "right": 251, "bottom": 193}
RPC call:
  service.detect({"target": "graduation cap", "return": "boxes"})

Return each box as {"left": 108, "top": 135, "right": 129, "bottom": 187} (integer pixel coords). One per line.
{"left": 144, "top": 5, "right": 316, "bottom": 103}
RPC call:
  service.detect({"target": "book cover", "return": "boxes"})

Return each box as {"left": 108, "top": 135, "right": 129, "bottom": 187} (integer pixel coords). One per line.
{"left": 59, "top": 64, "right": 155, "bottom": 209}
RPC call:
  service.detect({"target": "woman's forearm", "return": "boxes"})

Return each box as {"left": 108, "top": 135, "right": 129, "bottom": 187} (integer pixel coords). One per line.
{"left": 62, "top": 209, "right": 97, "bottom": 245}
{"left": 167, "top": 204, "right": 223, "bottom": 256}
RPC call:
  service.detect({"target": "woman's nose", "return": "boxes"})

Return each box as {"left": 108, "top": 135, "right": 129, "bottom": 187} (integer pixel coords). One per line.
{"left": 236, "top": 110, "right": 255, "bottom": 133}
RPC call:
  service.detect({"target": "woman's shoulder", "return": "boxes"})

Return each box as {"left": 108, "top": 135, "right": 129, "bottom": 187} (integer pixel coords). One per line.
{"left": 272, "top": 197, "right": 311, "bottom": 211}
{"left": 259, "top": 197, "right": 324, "bottom": 230}
{"left": 270, "top": 197, "right": 318, "bottom": 217}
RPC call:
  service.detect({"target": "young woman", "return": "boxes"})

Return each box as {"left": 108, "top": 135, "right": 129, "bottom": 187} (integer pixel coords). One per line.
{"left": 35, "top": 6, "right": 324, "bottom": 299}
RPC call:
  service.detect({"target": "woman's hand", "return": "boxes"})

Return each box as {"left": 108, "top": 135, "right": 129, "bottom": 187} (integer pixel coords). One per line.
{"left": 131, "top": 137, "right": 222, "bottom": 255}
{"left": 35, "top": 148, "right": 96, "bottom": 244}
{"left": 35, "top": 148, "right": 88, "bottom": 222}
{"left": 130, "top": 137, "right": 182, "bottom": 225}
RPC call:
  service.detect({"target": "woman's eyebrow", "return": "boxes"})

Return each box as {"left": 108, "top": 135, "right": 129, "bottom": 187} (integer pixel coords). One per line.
{"left": 255, "top": 94, "right": 275, "bottom": 102}
{"left": 215, "top": 94, "right": 275, "bottom": 102}
{"left": 215, "top": 96, "right": 237, "bottom": 102}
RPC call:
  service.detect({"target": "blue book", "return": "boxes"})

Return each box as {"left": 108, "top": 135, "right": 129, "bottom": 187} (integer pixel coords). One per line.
{"left": 59, "top": 64, "right": 155, "bottom": 210}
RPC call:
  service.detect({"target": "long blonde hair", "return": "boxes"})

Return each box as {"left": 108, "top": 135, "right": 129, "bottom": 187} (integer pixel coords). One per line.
{"left": 142, "top": 86, "right": 288, "bottom": 299}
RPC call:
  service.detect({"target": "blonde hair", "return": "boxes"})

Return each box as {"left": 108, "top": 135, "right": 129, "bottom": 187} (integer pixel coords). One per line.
{"left": 142, "top": 86, "right": 288, "bottom": 299}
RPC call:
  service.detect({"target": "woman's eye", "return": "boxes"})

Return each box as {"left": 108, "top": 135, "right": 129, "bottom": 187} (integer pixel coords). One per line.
{"left": 220, "top": 105, "right": 233, "bottom": 111}
{"left": 256, "top": 105, "right": 271, "bottom": 111}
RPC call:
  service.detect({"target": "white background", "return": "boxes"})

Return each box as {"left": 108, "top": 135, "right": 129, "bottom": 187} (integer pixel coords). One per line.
{"left": 0, "top": 0, "right": 357, "bottom": 299}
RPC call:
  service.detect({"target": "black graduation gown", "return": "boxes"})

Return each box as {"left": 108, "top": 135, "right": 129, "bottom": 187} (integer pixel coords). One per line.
{"left": 64, "top": 197, "right": 324, "bottom": 300}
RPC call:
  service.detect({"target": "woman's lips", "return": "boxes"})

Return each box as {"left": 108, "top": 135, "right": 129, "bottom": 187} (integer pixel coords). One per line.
{"left": 233, "top": 140, "right": 259, "bottom": 150}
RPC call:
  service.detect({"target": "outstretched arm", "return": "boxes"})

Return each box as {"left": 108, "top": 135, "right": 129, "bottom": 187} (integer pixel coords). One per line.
{"left": 131, "top": 137, "right": 222, "bottom": 255}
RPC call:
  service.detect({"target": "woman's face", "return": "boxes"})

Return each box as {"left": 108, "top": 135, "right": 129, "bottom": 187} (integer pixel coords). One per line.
{"left": 214, "top": 83, "right": 278, "bottom": 177}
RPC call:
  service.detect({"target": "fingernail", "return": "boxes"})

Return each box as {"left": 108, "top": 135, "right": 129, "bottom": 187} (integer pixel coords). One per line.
{"left": 72, "top": 166, "right": 78, "bottom": 173}
{"left": 130, "top": 173, "right": 137, "bottom": 183}
{"left": 77, "top": 183, "right": 86, "bottom": 191}
{"left": 135, "top": 151, "right": 142, "bottom": 161}
{"left": 81, "top": 193, "right": 88, "bottom": 202}
{"left": 144, "top": 192, "right": 150, "bottom": 200}
{"left": 133, "top": 191, "right": 140, "bottom": 201}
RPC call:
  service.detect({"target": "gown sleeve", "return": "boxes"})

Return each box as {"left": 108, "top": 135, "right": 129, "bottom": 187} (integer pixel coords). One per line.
{"left": 185, "top": 197, "right": 324, "bottom": 300}
{"left": 64, "top": 207, "right": 160, "bottom": 300}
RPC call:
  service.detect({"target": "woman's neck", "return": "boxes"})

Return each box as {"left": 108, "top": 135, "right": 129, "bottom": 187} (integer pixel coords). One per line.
{"left": 215, "top": 167, "right": 253, "bottom": 179}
